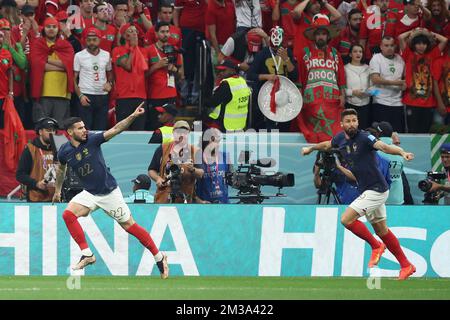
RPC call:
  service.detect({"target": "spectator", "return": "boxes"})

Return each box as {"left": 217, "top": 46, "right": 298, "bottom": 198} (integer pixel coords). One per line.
{"left": 394, "top": 0, "right": 430, "bottom": 37}
{"left": 234, "top": 0, "right": 263, "bottom": 31}
{"left": 194, "top": 128, "right": 231, "bottom": 204}
{"left": 0, "top": 18, "right": 27, "bottom": 128}
{"left": 398, "top": 28, "right": 448, "bottom": 133}
{"left": 56, "top": 10, "right": 82, "bottom": 53}
{"left": 205, "top": 0, "right": 236, "bottom": 69}
{"left": 369, "top": 36, "right": 406, "bottom": 133}
{"left": 44, "top": 0, "right": 70, "bottom": 20}
{"left": 148, "top": 103, "right": 178, "bottom": 144}
{"left": 0, "top": 0, "right": 21, "bottom": 26}
{"left": 295, "top": 14, "right": 346, "bottom": 143}
{"left": 29, "top": 17, "right": 74, "bottom": 128}
{"left": 219, "top": 28, "right": 268, "bottom": 73}
{"left": 127, "top": 0, "right": 153, "bottom": 47}
{"left": 90, "top": 1, "right": 117, "bottom": 53}
{"left": 279, "top": 0, "right": 301, "bottom": 49}
{"left": 124, "top": 174, "right": 154, "bottom": 203}
{"left": 331, "top": 8, "right": 362, "bottom": 63}
{"left": 13, "top": 4, "right": 39, "bottom": 56}
{"left": 247, "top": 26, "right": 298, "bottom": 131}
{"left": 205, "top": 59, "right": 251, "bottom": 132}
{"left": 145, "top": 2, "right": 182, "bottom": 49}
{"left": 359, "top": 0, "right": 397, "bottom": 60}
{"left": 68, "top": 0, "right": 96, "bottom": 41}
{"left": 344, "top": 44, "right": 371, "bottom": 129}
{"left": 425, "top": 0, "right": 450, "bottom": 36}
{"left": 173, "top": 0, "right": 207, "bottom": 106}
{"left": 335, "top": 0, "right": 357, "bottom": 29}
{"left": 146, "top": 21, "right": 183, "bottom": 130}
{"left": 148, "top": 120, "right": 204, "bottom": 203}
{"left": 0, "top": 25, "right": 13, "bottom": 129}
{"left": 293, "top": 0, "right": 342, "bottom": 59}
{"left": 16, "top": 117, "right": 59, "bottom": 202}
{"left": 111, "top": 23, "right": 148, "bottom": 130}
{"left": 432, "top": 44, "right": 449, "bottom": 125}
{"left": 374, "top": 121, "right": 405, "bottom": 204}
{"left": 74, "top": 27, "right": 113, "bottom": 131}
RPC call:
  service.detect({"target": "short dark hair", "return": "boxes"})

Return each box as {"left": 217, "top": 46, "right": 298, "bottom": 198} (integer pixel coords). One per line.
{"left": 382, "top": 35, "right": 395, "bottom": 42}
{"left": 348, "top": 8, "right": 362, "bottom": 20}
{"left": 63, "top": 117, "right": 83, "bottom": 130}
{"left": 113, "top": 0, "right": 128, "bottom": 8}
{"left": 341, "top": 108, "right": 358, "bottom": 120}
{"left": 155, "top": 21, "right": 170, "bottom": 32}
{"left": 159, "top": 1, "right": 174, "bottom": 11}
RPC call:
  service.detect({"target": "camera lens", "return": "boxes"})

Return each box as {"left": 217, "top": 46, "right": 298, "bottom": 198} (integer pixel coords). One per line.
{"left": 418, "top": 179, "right": 432, "bottom": 192}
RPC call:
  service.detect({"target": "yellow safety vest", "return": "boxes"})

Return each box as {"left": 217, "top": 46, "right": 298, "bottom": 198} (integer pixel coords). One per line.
{"left": 159, "top": 126, "right": 174, "bottom": 144}
{"left": 209, "top": 76, "right": 250, "bottom": 131}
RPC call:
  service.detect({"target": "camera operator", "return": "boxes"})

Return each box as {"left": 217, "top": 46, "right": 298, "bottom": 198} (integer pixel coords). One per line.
{"left": 313, "top": 151, "right": 360, "bottom": 204}
{"left": 428, "top": 143, "right": 450, "bottom": 204}
{"left": 146, "top": 21, "right": 184, "bottom": 130}
{"left": 16, "top": 117, "right": 59, "bottom": 202}
{"left": 194, "top": 128, "right": 232, "bottom": 204}
{"left": 148, "top": 120, "right": 204, "bottom": 203}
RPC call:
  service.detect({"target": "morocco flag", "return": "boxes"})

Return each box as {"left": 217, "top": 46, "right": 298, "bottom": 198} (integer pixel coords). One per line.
{"left": 2, "top": 96, "right": 26, "bottom": 171}
{"left": 297, "top": 103, "right": 343, "bottom": 143}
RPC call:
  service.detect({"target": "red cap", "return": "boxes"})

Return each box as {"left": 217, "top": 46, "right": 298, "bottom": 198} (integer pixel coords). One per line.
{"left": 247, "top": 32, "right": 262, "bottom": 53}
{"left": 55, "top": 11, "right": 69, "bottom": 22}
{"left": 85, "top": 26, "right": 101, "bottom": 39}
{"left": 44, "top": 17, "right": 59, "bottom": 28}
{"left": 0, "top": 18, "right": 10, "bottom": 30}
{"left": 120, "top": 23, "right": 132, "bottom": 37}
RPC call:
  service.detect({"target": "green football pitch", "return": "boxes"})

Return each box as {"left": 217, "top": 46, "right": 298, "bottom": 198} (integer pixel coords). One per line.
{"left": 0, "top": 276, "right": 449, "bottom": 300}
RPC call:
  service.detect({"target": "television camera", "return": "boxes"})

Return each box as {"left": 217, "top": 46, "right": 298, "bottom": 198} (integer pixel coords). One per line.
{"left": 226, "top": 151, "right": 295, "bottom": 204}
{"left": 418, "top": 171, "right": 447, "bottom": 205}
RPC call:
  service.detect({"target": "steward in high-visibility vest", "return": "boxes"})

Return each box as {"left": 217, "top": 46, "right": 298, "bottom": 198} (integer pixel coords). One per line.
{"left": 207, "top": 59, "right": 251, "bottom": 131}
{"left": 148, "top": 103, "right": 178, "bottom": 144}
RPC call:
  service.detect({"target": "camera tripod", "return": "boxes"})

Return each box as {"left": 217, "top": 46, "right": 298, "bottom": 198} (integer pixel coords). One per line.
{"left": 316, "top": 173, "right": 341, "bottom": 205}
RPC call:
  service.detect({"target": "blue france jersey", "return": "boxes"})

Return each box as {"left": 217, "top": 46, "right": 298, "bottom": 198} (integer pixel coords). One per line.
{"left": 57, "top": 132, "right": 118, "bottom": 195}
{"left": 332, "top": 130, "right": 389, "bottom": 193}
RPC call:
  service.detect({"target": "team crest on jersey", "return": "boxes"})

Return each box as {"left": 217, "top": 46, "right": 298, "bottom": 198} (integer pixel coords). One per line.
{"left": 107, "top": 34, "right": 115, "bottom": 41}
{"left": 1, "top": 58, "right": 8, "bottom": 65}
{"left": 352, "top": 143, "right": 358, "bottom": 152}
{"left": 75, "top": 153, "right": 82, "bottom": 161}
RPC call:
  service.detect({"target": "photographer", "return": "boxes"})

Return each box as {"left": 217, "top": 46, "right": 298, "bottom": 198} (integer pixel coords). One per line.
{"left": 146, "top": 21, "right": 183, "bottom": 130}
{"left": 313, "top": 151, "right": 359, "bottom": 204}
{"left": 148, "top": 120, "right": 204, "bottom": 203}
{"left": 16, "top": 117, "right": 59, "bottom": 202}
{"left": 428, "top": 143, "right": 450, "bottom": 204}
{"left": 194, "top": 128, "right": 232, "bottom": 204}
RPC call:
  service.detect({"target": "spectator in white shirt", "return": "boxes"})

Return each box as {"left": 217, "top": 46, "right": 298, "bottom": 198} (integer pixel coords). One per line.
{"left": 73, "top": 27, "right": 113, "bottom": 130}
{"left": 369, "top": 36, "right": 406, "bottom": 133}
{"left": 345, "top": 44, "right": 372, "bottom": 129}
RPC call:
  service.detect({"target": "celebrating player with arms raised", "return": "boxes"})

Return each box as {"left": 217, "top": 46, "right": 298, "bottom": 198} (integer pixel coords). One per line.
{"left": 53, "top": 103, "right": 169, "bottom": 279}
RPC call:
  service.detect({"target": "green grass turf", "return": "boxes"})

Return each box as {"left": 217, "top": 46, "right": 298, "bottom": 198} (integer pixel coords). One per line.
{"left": 0, "top": 276, "right": 448, "bottom": 300}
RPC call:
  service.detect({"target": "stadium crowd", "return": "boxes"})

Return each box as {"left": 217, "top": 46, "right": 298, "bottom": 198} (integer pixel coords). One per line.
{"left": 0, "top": 0, "right": 448, "bottom": 141}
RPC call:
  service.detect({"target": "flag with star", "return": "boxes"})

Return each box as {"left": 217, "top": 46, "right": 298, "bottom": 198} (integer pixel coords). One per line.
{"left": 2, "top": 96, "right": 26, "bottom": 172}
{"left": 296, "top": 103, "right": 343, "bottom": 143}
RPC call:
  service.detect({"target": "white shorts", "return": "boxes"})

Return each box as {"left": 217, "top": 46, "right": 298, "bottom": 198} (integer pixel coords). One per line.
{"left": 349, "top": 190, "right": 389, "bottom": 224}
{"left": 70, "top": 187, "right": 131, "bottom": 223}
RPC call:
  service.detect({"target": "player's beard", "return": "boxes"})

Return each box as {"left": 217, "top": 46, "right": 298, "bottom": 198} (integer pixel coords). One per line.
{"left": 73, "top": 133, "right": 87, "bottom": 143}
{"left": 345, "top": 127, "right": 358, "bottom": 138}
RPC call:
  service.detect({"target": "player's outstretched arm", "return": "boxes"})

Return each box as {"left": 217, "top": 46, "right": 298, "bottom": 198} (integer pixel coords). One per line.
{"left": 104, "top": 102, "right": 146, "bottom": 141}
{"left": 373, "top": 140, "right": 414, "bottom": 161}
{"left": 52, "top": 163, "right": 67, "bottom": 204}
{"left": 301, "top": 140, "right": 332, "bottom": 156}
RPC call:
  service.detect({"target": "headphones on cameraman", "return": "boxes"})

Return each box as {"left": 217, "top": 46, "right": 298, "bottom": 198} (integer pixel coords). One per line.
{"left": 35, "top": 117, "right": 59, "bottom": 134}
